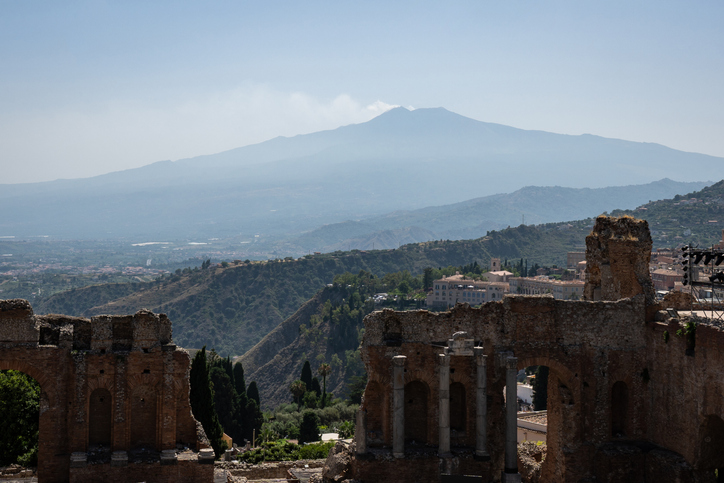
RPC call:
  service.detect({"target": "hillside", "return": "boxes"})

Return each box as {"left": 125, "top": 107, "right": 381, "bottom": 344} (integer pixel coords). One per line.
{"left": 275, "top": 179, "right": 710, "bottom": 251}
{"left": 36, "top": 221, "right": 591, "bottom": 355}
{"left": 2, "top": 107, "right": 721, "bottom": 242}
{"left": 612, "top": 180, "right": 724, "bottom": 248}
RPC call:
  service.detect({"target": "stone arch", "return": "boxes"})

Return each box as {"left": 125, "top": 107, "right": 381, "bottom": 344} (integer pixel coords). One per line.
{"left": 130, "top": 384, "right": 158, "bottom": 449}
{"left": 0, "top": 359, "right": 56, "bottom": 407}
{"left": 363, "top": 379, "right": 387, "bottom": 447}
{"left": 405, "top": 380, "right": 430, "bottom": 445}
{"left": 515, "top": 355, "right": 579, "bottom": 483}
{"left": 450, "top": 382, "right": 466, "bottom": 432}
{"left": 88, "top": 388, "right": 112, "bottom": 446}
{"left": 697, "top": 414, "right": 724, "bottom": 474}
{"left": 0, "top": 359, "right": 59, "bottom": 481}
{"left": 611, "top": 380, "right": 629, "bottom": 438}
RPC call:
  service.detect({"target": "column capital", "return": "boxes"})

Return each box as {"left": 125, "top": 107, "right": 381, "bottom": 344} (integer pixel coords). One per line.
{"left": 438, "top": 353, "right": 450, "bottom": 366}
{"left": 506, "top": 356, "right": 518, "bottom": 370}
{"left": 392, "top": 355, "right": 407, "bottom": 367}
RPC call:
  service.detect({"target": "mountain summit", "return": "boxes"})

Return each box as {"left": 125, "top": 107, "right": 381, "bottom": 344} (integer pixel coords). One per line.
{"left": 0, "top": 108, "right": 721, "bottom": 239}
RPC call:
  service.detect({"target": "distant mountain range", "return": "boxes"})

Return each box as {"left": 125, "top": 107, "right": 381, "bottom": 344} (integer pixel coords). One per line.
{"left": 274, "top": 178, "right": 711, "bottom": 253}
{"left": 1, "top": 107, "right": 722, "bottom": 244}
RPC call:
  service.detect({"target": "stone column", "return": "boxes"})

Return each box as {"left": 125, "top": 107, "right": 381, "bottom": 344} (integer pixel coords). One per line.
{"left": 392, "top": 355, "right": 406, "bottom": 458}
{"left": 438, "top": 353, "right": 450, "bottom": 456}
{"left": 355, "top": 408, "right": 367, "bottom": 455}
{"left": 502, "top": 356, "right": 521, "bottom": 483}
{"left": 474, "top": 347, "right": 489, "bottom": 459}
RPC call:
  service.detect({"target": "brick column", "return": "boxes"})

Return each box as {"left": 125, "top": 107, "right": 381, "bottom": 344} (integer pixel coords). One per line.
{"left": 474, "top": 347, "right": 489, "bottom": 459}
{"left": 161, "top": 346, "right": 177, "bottom": 450}
{"left": 392, "top": 355, "right": 406, "bottom": 458}
{"left": 502, "top": 356, "right": 521, "bottom": 483}
{"left": 438, "top": 353, "right": 450, "bottom": 456}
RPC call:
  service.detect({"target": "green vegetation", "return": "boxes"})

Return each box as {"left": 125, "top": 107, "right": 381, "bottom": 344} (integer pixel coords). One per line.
{"left": 299, "top": 410, "right": 321, "bottom": 444}
{"left": 189, "top": 347, "right": 227, "bottom": 457}
{"left": 237, "top": 440, "right": 334, "bottom": 464}
{"left": 261, "top": 401, "right": 359, "bottom": 443}
{"left": 611, "top": 180, "right": 724, "bottom": 248}
{"left": 0, "top": 370, "right": 39, "bottom": 466}
{"left": 33, "top": 222, "right": 590, "bottom": 355}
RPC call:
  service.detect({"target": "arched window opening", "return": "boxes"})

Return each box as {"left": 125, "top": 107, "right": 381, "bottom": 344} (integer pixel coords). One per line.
{"left": 611, "top": 381, "right": 628, "bottom": 438}
{"left": 0, "top": 370, "right": 40, "bottom": 467}
{"left": 405, "top": 381, "right": 428, "bottom": 445}
{"left": 131, "top": 385, "right": 157, "bottom": 449}
{"left": 450, "top": 382, "right": 466, "bottom": 432}
{"left": 89, "top": 388, "right": 112, "bottom": 447}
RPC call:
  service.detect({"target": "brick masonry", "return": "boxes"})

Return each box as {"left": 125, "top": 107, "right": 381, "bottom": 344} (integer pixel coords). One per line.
{"left": 355, "top": 216, "right": 724, "bottom": 482}
{"left": 0, "top": 302, "right": 209, "bottom": 483}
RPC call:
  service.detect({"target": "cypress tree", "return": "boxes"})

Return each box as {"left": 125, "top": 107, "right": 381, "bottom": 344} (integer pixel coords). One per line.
{"left": 298, "top": 410, "right": 321, "bottom": 444}
{"left": 233, "top": 362, "right": 247, "bottom": 397}
{"left": 300, "top": 360, "right": 313, "bottom": 392}
{"left": 311, "top": 377, "right": 322, "bottom": 397}
{"left": 532, "top": 366, "right": 549, "bottom": 411}
{"left": 189, "top": 347, "right": 227, "bottom": 457}
{"left": 247, "top": 381, "right": 260, "bottom": 407}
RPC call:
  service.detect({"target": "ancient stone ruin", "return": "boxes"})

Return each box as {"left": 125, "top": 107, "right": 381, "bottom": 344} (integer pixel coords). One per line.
{"left": 0, "top": 302, "right": 212, "bottom": 483}
{"left": 352, "top": 216, "right": 724, "bottom": 482}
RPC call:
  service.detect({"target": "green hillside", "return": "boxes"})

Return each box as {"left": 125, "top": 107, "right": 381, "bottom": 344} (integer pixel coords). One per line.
{"left": 35, "top": 221, "right": 590, "bottom": 355}
{"left": 612, "top": 180, "right": 724, "bottom": 248}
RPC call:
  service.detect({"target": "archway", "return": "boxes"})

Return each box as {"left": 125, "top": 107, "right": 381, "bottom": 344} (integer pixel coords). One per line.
{"left": 405, "top": 380, "right": 429, "bottom": 445}
{"left": 516, "top": 358, "right": 578, "bottom": 483}
{"left": 0, "top": 370, "right": 40, "bottom": 467}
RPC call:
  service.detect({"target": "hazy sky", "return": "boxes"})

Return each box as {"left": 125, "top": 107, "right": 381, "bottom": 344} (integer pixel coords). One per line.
{"left": 1, "top": 1, "right": 723, "bottom": 184}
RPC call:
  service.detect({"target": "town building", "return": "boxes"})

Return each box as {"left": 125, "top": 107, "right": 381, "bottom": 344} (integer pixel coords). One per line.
{"left": 508, "top": 276, "right": 584, "bottom": 300}
{"left": 427, "top": 273, "right": 508, "bottom": 310}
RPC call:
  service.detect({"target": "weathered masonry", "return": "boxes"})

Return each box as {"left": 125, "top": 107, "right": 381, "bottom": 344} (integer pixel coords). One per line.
{"left": 353, "top": 216, "right": 724, "bottom": 482}
{"left": 0, "top": 302, "right": 213, "bottom": 483}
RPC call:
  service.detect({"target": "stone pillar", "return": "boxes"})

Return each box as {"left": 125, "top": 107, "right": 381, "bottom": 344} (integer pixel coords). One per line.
{"left": 502, "top": 356, "right": 521, "bottom": 483}
{"left": 392, "top": 355, "right": 406, "bottom": 458}
{"left": 438, "top": 353, "right": 450, "bottom": 456}
{"left": 355, "top": 408, "right": 367, "bottom": 455}
{"left": 474, "top": 347, "right": 489, "bottom": 459}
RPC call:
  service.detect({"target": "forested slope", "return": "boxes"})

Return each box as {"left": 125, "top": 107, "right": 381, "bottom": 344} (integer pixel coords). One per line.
{"left": 36, "top": 221, "right": 590, "bottom": 355}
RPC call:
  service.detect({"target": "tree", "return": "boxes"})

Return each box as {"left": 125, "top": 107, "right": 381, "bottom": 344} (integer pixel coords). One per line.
{"left": 0, "top": 370, "right": 39, "bottom": 466}
{"left": 189, "top": 347, "right": 227, "bottom": 457}
{"left": 300, "top": 360, "right": 313, "bottom": 392}
{"left": 311, "top": 377, "right": 322, "bottom": 397}
{"left": 247, "top": 381, "right": 260, "bottom": 407}
{"left": 532, "top": 366, "right": 549, "bottom": 411}
{"left": 423, "top": 267, "right": 434, "bottom": 290}
{"left": 318, "top": 363, "right": 331, "bottom": 408}
{"left": 209, "top": 366, "right": 241, "bottom": 443}
{"left": 233, "top": 362, "right": 247, "bottom": 397}
{"left": 298, "top": 410, "right": 321, "bottom": 444}
{"left": 290, "top": 380, "right": 306, "bottom": 410}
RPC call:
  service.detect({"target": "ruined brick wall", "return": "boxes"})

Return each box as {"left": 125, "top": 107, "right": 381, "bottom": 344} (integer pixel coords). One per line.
{"left": 356, "top": 216, "right": 724, "bottom": 483}
{"left": 0, "top": 300, "right": 205, "bottom": 483}
{"left": 584, "top": 215, "right": 656, "bottom": 306}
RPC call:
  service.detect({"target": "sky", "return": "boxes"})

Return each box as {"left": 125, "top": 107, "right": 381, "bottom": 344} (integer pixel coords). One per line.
{"left": 1, "top": 1, "right": 723, "bottom": 184}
